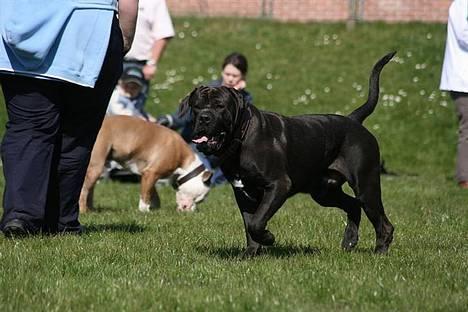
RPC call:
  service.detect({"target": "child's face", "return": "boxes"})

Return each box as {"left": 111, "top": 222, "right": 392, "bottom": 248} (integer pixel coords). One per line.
{"left": 221, "top": 64, "right": 243, "bottom": 88}
{"left": 121, "top": 81, "right": 142, "bottom": 98}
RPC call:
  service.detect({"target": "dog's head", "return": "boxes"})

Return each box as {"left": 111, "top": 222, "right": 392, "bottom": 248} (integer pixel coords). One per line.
{"left": 179, "top": 86, "right": 248, "bottom": 155}
{"left": 171, "top": 163, "right": 212, "bottom": 212}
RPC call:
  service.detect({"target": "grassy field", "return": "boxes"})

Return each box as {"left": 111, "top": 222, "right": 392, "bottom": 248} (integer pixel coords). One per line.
{"left": 0, "top": 18, "right": 467, "bottom": 311}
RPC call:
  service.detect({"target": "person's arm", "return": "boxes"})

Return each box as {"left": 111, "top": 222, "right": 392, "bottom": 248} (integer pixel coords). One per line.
{"left": 118, "top": 0, "right": 139, "bottom": 54}
{"left": 449, "top": 1, "right": 468, "bottom": 50}
{"left": 143, "top": 37, "right": 172, "bottom": 80}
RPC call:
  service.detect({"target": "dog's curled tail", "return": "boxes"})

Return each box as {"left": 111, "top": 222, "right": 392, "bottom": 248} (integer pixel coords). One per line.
{"left": 348, "top": 51, "right": 396, "bottom": 124}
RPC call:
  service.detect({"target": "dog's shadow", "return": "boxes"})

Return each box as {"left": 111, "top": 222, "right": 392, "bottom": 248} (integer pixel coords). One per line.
{"left": 84, "top": 222, "right": 145, "bottom": 234}
{"left": 196, "top": 244, "right": 321, "bottom": 260}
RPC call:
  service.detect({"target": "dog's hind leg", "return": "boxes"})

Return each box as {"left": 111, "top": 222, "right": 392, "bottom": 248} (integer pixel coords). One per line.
{"left": 79, "top": 163, "right": 105, "bottom": 213}
{"left": 311, "top": 172, "right": 362, "bottom": 251}
{"left": 351, "top": 169, "right": 394, "bottom": 254}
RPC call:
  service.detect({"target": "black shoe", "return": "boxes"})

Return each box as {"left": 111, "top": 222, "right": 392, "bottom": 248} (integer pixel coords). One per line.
{"left": 2, "top": 219, "right": 31, "bottom": 238}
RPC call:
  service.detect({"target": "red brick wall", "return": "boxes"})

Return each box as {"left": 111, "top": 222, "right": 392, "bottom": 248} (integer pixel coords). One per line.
{"left": 166, "top": 0, "right": 452, "bottom": 22}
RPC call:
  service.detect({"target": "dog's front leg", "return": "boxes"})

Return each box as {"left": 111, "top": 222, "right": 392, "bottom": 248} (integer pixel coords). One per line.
{"left": 233, "top": 188, "right": 262, "bottom": 258}
{"left": 247, "top": 178, "right": 291, "bottom": 246}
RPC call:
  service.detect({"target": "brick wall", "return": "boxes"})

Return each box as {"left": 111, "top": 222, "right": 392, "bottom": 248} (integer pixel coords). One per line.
{"left": 166, "top": 0, "right": 452, "bottom": 23}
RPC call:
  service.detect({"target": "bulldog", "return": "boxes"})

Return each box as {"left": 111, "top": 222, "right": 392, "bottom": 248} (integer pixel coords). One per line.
{"left": 79, "top": 115, "right": 212, "bottom": 213}
{"left": 179, "top": 52, "right": 396, "bottom": 257}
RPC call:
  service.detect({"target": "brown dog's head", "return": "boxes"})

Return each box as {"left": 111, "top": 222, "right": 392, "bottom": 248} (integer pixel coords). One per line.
{"left": 179, "top": 86, "right": 247, "bottom": 155}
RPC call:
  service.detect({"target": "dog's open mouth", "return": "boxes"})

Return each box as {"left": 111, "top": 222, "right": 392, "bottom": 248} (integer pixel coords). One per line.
{"left": 192, "top": 132, "right": 226, "bottom": 151}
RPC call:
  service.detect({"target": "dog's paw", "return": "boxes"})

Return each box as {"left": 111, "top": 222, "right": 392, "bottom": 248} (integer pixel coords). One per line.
{"left": 251, "top": 229, "right": 275, "bottom": 246}
{"left": 341, "top": 224, "right": 359, "bottom": 251}
{"left": 138, "top": 198, "right": 151, "bottom": 213}
{"left": 241, "top": 246, "right": 262, "bottom": 259}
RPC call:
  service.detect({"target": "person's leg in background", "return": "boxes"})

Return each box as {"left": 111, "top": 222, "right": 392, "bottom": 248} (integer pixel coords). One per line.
{"left": 451, "top": 91, "right": 468, "bottom": 188}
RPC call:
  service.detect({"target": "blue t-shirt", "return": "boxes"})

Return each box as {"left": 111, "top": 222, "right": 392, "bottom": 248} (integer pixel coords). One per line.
{"left": 0, "top": 0, "right": 118, "bottom": 87}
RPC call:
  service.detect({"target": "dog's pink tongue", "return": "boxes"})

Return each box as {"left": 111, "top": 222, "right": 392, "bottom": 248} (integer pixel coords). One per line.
{"left": 192, "top": 136, "right": 209, "bottom": 144}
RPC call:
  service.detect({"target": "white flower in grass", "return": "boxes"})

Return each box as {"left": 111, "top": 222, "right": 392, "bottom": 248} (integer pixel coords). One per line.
{"left": 191, "top": 31, "right": 198, "bottom": 38}
{"left": 428, "top": 109, "right": 434, "bottom": 115}
{"left": 426, "top": 33, "right": 433, "bottom": 40}
{"left": 440, "top": 100, "right": 448, "bottom": 107}
{"left": 266, "top": 83, "right": 273, "bottom": 90}
{"left": 305, "top": 89, "right": 311, "bottom": 95}
{"left": 178, "top": 32, "right": 185, "bottom": 39}
{"left": 441, "top": 91, "right": 447, "bottom": 98}
{"left": 372, "top": 124, "right": 380, "bottom": 130}
{"left": 266, "top": 73, "right": 273, "bottom": 80}
{"left": 324, "top": 87, "right": 330, "bottom": 93}
{"left": 413, "top": 76, "right": 419, "bottom": 83}
{"left": 153, "top": 98, "right": 160, "bottom": 104}
{"left": 211, "top": 74, "right": 218, "bottom": 80}
{"left": 420, "top": 90, "right": 426, "bottom": 96}
{"left": 310, "top": 93, "right": 316, "bottom": 100}
{"left": 183, "top": 21, "right": 190, "bottom": 28}
{"left": 255, "top": 43, "right": 262, "bottom": 50}
{"left": 398, "top": 89, "right": 407, "bottom": 97}
{"left": 337, "top": 76, "right": 344, "bottom": 83}
{"left": 406, "top": 51, "right": 413, "bottom": 58}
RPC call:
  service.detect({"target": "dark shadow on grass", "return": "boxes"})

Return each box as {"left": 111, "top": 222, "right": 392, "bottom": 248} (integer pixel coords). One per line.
{"left": 84, "top": 222, "right": 145, "bottom": 234}
{"left": 196, "top": 243, "right": 321, "bottom": 260}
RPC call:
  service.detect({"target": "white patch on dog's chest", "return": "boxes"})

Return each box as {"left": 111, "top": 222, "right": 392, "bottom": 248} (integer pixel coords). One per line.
{"left": 231, "top": 179, "right": 245, "bottom": 188}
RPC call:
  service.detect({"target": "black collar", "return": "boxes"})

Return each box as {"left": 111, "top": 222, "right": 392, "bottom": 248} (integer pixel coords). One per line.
{"left": 172, "top": 164, "right": 206, "bottom": 189}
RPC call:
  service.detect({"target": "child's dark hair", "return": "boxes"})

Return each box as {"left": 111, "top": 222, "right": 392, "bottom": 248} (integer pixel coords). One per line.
{"left": 222, "top": 52, "right": 248, "bottom": 76}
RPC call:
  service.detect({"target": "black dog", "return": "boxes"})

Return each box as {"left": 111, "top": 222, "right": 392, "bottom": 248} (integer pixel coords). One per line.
{"left": 180, "top": 52, "right": 396, "bottom": 257}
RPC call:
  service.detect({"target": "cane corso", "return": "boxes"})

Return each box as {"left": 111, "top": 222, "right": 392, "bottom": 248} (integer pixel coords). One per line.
{"left": 180, "top": 52, "right": 396, "bottom": 257}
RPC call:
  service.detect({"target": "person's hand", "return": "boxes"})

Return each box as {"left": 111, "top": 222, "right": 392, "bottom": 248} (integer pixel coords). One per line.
{"left": 157, "top": 114, "right": 173, "bottom": 128}
{"left": 234, "top": 80, "right": 246, "bottom": 90}
{"left": 143, "top": 64, "right": 157, "bottom": 80}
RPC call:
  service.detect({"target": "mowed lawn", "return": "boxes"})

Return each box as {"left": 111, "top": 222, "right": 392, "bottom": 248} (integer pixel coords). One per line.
{"left": 0, "top": 18, "right": 467, "bottom": 311}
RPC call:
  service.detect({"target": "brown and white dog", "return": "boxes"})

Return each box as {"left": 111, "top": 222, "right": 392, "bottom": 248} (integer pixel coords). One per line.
{"left": 79, "top": 115, "right": 212, "bottom": 213}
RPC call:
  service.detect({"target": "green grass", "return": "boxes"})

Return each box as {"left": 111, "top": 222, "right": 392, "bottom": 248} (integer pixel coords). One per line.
{"left": 0, "top": 18, "right": 467, "bottom": 311}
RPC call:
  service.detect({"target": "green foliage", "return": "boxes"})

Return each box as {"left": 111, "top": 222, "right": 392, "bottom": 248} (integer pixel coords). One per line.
{"left": 0, "top": 18, "right": 466, "bottom": 311}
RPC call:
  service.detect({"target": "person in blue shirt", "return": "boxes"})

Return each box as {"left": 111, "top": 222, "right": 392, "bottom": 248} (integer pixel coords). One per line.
{"left": 157, "top": 52, "right": 253, "bottom": 185}
{"left": 0, "top": 0, "right": 139, "bottom": 237}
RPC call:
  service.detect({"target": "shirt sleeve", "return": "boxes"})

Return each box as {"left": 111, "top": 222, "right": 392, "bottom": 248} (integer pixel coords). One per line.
{"left": 151, "top": 0, "right": 175, "bottom": 41}
{"left": 449, "top": 0, "right": 468, "bottom": 50}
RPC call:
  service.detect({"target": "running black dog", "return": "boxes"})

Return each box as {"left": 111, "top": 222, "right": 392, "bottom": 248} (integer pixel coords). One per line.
{"left": 180, "top": 52, "right": 396, "bottom": 257}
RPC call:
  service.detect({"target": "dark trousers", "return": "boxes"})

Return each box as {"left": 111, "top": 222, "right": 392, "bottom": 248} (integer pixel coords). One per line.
{"left": 0, "top": 16, "right": 123, "bottom": 233}
{"left": 451, "top": 91, "right": 468, "bottom": 183}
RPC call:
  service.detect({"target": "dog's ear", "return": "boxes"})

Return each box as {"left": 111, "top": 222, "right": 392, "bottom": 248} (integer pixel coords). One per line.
{"left": 178, "top": 93, "right": 192, "bottom": 118}
{"left": 223, "top": 86, "right": 246, "bottom": 111}
{"left": 202, "top": 170, "right": 213, "bottom": 186}
{"left": 178, "top": 87, "right": 199, "bottom": 118}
